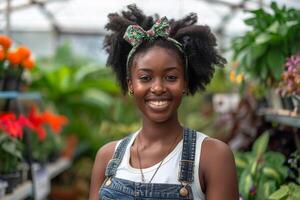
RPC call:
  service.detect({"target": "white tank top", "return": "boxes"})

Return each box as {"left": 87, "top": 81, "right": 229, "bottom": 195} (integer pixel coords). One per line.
{"left": 115, "top": 130, "right": 207, "bottom": 199}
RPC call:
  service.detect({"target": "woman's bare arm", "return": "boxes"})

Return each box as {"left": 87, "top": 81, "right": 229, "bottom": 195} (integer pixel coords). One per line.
{"left": 201, "top": 138, "right": 239, "bottom": 200}
{"left": 89, "top": 141, "right": 118, "bottom": 200}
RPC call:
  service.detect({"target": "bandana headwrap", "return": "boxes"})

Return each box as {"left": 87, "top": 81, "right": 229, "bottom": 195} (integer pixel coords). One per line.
{"left": 123, "top": 17, "right": 187, "bottom": 77}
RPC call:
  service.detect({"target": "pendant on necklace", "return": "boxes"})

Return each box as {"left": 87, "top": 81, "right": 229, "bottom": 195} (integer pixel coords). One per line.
{"left": 105, "top": 178, "right": 112, "bottom": 186}
{"left": 179, "top": 186, "right": 189, "bottom": 197}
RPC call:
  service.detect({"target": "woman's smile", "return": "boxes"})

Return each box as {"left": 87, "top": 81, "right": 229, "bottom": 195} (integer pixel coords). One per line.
{"left": 146, "top": 99, "right": 171, "bottom": 110}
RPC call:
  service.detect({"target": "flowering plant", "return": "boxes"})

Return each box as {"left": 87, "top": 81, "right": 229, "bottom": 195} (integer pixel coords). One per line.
{"left": 0, "top": 34, "right": 35, "bottom": 91}
{"left": 0, "top": 113, "right": 30, "bottom": 174}
{"left": 278, "top": 53, "right": 300, "bottom": 96}
{"left": 0, "top": 108, "right": 68, "bottom": 172}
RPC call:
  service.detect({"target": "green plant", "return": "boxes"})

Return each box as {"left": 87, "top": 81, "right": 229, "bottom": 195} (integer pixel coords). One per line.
{"left": 234, "top": 132, "right": 288, "bottom": 200}
{"left": 30, "top": 45, "right": 139, "bottom": 157}
{"left": 231, "top": 2, "right": 300, "bottom": 87}
{"left": 0, "top": 133, "right": 23, "bottom": 174}
{"left": 268, "top": 183, "right": 300, "bottom": 200}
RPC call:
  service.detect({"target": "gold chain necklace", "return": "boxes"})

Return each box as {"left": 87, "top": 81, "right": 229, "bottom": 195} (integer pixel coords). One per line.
{"left": 136, "top": 131, "right": 181, "bottom": 183}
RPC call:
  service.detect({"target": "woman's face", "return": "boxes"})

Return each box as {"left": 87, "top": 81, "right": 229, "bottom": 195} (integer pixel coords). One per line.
{"left": 128, "top": 46, "right": 186, "bottom": 123}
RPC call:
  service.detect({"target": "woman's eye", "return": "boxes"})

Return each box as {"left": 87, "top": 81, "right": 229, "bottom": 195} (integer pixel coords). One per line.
{"left": 166, "top": 75, "right": 177, "bottom": 81}
{"left": 139, "top": 76, "right": 151, "bottom": 81}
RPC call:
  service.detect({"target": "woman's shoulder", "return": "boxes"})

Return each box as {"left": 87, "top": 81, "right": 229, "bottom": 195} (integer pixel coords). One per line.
{"left": 200, "top": 136, "right": 235, "bottom": 176}
{"left": 95, "top": 141, "right": 119, "bottom": 164}
{"left": 95, "top": 132, "right": 136, "bottom": 162}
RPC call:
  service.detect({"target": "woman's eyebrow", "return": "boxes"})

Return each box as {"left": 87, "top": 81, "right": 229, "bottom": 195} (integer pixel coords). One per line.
{"left": 137, "top": 66, "right": 179, "bottom": 72}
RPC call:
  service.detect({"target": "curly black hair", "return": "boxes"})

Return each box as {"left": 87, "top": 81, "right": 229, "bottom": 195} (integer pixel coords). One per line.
{"left": 104, "top": 4, "right": 226, "bottom": 95}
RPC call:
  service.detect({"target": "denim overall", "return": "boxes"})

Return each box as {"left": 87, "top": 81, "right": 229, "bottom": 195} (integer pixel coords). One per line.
{"left": 99, "top": 128, "right": 197, "bottom": 200}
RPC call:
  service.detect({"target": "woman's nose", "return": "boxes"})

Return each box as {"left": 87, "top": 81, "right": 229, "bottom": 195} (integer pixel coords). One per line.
{"left": 150, "top": 79, "right": 166, "bottom": 94}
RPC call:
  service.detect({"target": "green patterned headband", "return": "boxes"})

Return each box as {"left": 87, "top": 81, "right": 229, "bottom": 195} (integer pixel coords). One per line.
{"left": 123, "top": 17, "right": 187, "bottom": 77}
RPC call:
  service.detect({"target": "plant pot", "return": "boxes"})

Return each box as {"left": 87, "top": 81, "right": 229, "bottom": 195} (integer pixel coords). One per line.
{"left": 48, "top": 151, "right": 60, "bottom": 163}
{"left": 0, "top": 171, "right": 21, "bottom": 194}
{"left": 2, "top": 73, "right": 21, "bottom": 91}
{"left": 0, "top": 180, "right": 8, "bottom": 198}
{"left": 291, "top": 95, "right": 300, "bottom": 114}
{"left": 281, "top": 96, "right": 295, "bottom": 110}
{"left": 18, "top": 162, "right": 29, "bottom": 183}
{"left": 267, "top": 89, "right": 283, "bottom": 109}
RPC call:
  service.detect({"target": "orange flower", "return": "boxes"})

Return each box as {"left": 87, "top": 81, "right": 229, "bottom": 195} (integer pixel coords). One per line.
{"left": 42, "top": 111, "right": 68, "bottom": 134}
{"left": 0, "top": 48, "right": 4, "bottom": 61}
{"left": 7, "top": 50, "right": 22, "bottom": 65}
{"left": 22, "top": 58, "right": 35, "bottom": 70}
{"left": 0, "top": 35, "right": 12, "bottom": 50}
{"left": 16, "top": 45, "right": 31, "bottom": 60}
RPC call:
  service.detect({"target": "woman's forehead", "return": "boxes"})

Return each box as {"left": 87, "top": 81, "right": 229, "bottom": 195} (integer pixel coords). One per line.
{"left": 132, "top": 47, "right": 183, "bottom": 71}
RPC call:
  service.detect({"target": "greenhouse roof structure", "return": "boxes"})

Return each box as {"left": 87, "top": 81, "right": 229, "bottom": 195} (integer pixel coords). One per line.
{"left": 0, "top": 0, "right": 299, "bottom": 60}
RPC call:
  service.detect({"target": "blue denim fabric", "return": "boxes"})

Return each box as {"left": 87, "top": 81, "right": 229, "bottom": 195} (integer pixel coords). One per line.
{"left": 99, "top": 128, "right": 197, "bottom": 200}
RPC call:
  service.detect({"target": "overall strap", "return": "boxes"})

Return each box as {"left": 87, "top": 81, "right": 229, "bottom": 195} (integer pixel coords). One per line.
{"left": 178, "top": 128, "right": 197, "bottom": 184}
{"left": 105, "top": 135, "right": 132, "bottom": 177}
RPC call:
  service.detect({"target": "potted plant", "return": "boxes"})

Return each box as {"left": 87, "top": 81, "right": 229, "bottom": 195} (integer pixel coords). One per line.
{"left": 0, "top": 112, "right": 32, "bottom": 193}
{"left": 234, "top": 132, "right": 288, "bottom": 200}
{"left": 231, "top": 2, "right": 300, "bottom": 107}
{"left": 26, "top": 106, "right": 68, "bottom": 163}
{"left": 277, "top": 53, "right": 300, "bottom": 114}
{"left": 0, "top": 133, "right": 23, "bottom": 193}
{"left": 0, "top": 34, "right": 35, "bottom": 91}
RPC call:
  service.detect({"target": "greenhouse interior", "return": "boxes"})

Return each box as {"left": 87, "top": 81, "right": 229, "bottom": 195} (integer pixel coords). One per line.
{"left": 0, "top": 0, "right": 300, "bottom": 199}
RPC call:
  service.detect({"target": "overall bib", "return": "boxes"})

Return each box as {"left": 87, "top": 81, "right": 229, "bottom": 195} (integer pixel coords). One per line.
{"left": 99, "top": 128, "right": 197, "bottom": 200}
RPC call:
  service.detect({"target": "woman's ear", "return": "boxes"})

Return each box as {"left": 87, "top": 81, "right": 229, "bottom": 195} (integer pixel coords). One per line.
{"left": 127, "top": 78, "right": 133, "bottom": 93}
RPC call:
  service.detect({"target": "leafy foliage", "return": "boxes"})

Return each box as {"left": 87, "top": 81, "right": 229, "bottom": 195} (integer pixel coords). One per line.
{"left": 235, "top": 132, "right": 288, "bottom": 200}
{"left": 0, "top": 134, "right": 23, "bottom": 174}
{"left": 30, "top": 44, "right": 139, "bottom": 157}
{"left": 232, "top": 2, "right": 300, "bottom": 86}
{"left": 268, "top": 183, "right": 300, "bottom": 200}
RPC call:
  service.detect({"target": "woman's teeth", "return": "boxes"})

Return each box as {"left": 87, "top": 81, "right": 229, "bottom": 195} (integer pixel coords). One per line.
{"left": 147, "top": 100, "right": 169, "bottom": 108}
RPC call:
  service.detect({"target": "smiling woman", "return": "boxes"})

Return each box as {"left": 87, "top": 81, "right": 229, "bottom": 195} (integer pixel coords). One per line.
{"left": 89, "top": 4, "right": 239, "bottom": 200}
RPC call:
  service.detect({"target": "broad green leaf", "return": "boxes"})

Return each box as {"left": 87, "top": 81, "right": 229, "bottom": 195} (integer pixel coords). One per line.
{"left": 262, "top": 167, "right": 281, "bottom": 184}
{"left": 252, "top": 132, "right": 269, "bottom": 158}
{"left": 266, "top": 49, "right": 285, "bottom": 80}
{"left": 255, "top": 33, "right": 273, "bottom": 45}
{"left": 82, "top": 89, "right": 113, "bottom": 109}
{"left": 239, "top": 169, "right": 253, "bottom": 199}
{"left": 268, "top": 185, "right": 289, "bottom": 200}
{"left": 268, "top": 21, "right": 280, "bottom": 33}
{"left": 250, "top": 45, "right": 267, "bottom": 60}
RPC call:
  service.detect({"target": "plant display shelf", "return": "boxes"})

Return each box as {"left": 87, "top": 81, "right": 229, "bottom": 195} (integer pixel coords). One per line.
{"left": 258, "top": 108, "right": 300, "bottom": 128}
{"left": 2, "top": 158, "right": 71, "bottom": 200}
{"left": 0, "top": 91, "right": 41, "bottom": 100}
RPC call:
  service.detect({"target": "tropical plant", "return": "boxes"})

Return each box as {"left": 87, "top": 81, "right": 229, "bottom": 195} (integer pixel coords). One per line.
{"left": 234, "top": 132, "right": 288, "bottom": 200}
{"left": 268, "top": 183, "right": 300, "bottom": 200}
{"left": 30, "top": 44, "right": 139, "bottom": 157}
{"left": 231, "top": 2, "right": 300, "bottom": 87}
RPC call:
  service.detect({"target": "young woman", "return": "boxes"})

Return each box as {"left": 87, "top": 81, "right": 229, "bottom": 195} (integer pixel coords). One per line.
{"left": 90, "top": 4, "right": 239, "bottom": 200}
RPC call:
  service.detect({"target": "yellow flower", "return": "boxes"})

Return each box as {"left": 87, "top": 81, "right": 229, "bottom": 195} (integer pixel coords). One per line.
{"left": 236, "top": 74, "right": 244, "bottom": 83}
{"left": 230, "top": 71, "right": 236, "bottom": 82}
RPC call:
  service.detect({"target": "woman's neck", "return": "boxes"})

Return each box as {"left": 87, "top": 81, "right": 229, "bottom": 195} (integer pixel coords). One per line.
{"left": 139, "top": 114, "right": 183, "bottom": 143}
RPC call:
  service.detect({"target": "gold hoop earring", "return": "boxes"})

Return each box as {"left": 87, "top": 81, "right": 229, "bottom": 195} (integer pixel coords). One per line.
{"left": 129, "top": 90, "right": 134, "bottom": 96}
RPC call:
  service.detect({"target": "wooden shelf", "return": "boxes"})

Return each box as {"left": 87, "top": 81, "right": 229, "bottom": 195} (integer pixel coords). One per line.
{"left": 2, "top": 158, "right": 71, "bottom": 200}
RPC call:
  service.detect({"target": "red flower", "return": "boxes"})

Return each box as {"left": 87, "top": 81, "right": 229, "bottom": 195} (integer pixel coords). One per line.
{"left": 28, "top": 107, "right": 47, "bottom": 140}
{"left": 0, "top": 113, "right": 23, "bottom": 138}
